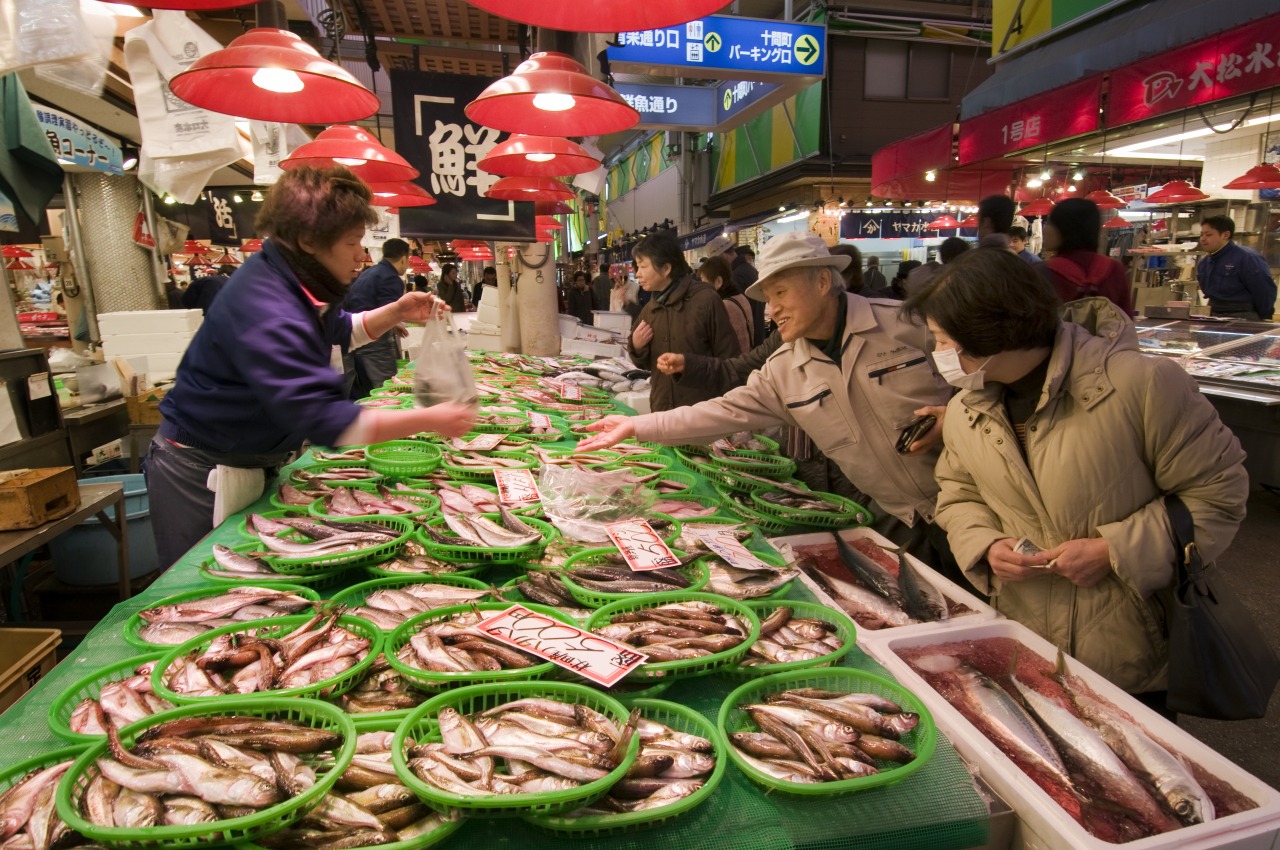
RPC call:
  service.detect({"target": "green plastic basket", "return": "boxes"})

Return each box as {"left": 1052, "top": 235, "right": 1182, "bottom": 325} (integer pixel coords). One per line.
{"left": 496, "top": 576, "right": 592, "bottom": 625}
{"left": 439, "top": 450, "right": 536, "bottom": 482}
{"left": 646, "top": 469, "right": 699, "bottom": 497}
{"left": 721, "top": 599, "right": 858, "bottom": 679}
{"left": 123, "top": 584, "right": 321, "bottom": 650}
{"left": 364, "top": 560, "right": 490, "bottom": 581}
{"left": 391, "top": 681, "right": 638, "bottom": 818}
{"left": 287, "top": 460, "right": 385, "bottom": 488}
{"left": 749, "top": 487, "right": 873, "bottom": 529}
{"left": 537, "top": 448, "right": 624, "bottom": 469}
{"left": 307, "top": 490, "right": 441, "bottom": 521}
{"left": 418, "top": 514, "right": 556, "bottom": 564}
{"left": 585, "top": 591, "right": 760, "bottom": 680}
{"left": 56, "top": 698, "right": 355, "bottom": 849}
{"left": 236, "top": 509, "right": 314, "bottom": 542}
{"left": 698, "top": 548, "right": 798, "bottom": 602}
{"left": 47, "top": 653, "right": 167, "bottom": 744}
{"left": 264, "top": 515, "right": 414, "bottom": 574}
{"left": 559, "top": 548, "right": 708, "bottom": 609}
{"left": 367, "top": 440, "right": 444, "bottom": 477}
{"left": 358, "top": 397, "right": 414, "bottom": 409}
{"left": 329, "top": 574, "right": 492, "bottom": 609}
{"left": 500, "top": 414, "right": 570, "bottom": 445}
{"left": 198, "top": 542, "right": 356, "bottom": 592}
{"left": 385, "top": 602, "right": 577, "bottom": 690}
{"left": 426, "top": 480, "right": 543, "bottom": 517}
{"left": 151, "top": 614, "right": 383, "bottom": 705}
{"left": 526, "top": 698, "right": 726, "bottom": 836}
{"left": 471, "top": 412, "right": 532, "bottom": 434}
{"left": 718, "top": 667, "right": 937, "bottom": 796}
{"left": 713, "top": 485, "right": 801, "bottom": 536}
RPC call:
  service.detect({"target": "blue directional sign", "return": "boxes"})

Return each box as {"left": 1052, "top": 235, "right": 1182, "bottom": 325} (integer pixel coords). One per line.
{"left": 716, "top": 80, "right": 781, "bottom": 124}
{"left": 609, "top": 15, "right": 826, "bottom": 81}
{"left": 614, "top": 83, "right": 717, "bottom": 131}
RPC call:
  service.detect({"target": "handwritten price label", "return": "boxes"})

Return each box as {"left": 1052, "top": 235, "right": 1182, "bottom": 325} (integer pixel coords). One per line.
{"left": 475, "top": 605, "right": 646, "bottom": 687}
{"left": 560, "top": 383, "right": 583, "bottom": 400}
{"left": 459, "top": 433, "right": 507, "bottom": 451}
{"left": 694, "top": 527, "right": 774, "bottom": 572}
{"left": 528, "top": 412, "right": 552, "bottom": 429}
{"left": 607, "top": 520, "right": 681, "bottom": 572}
{"left": 494, "top": 468, "right": 541, "bottom": 504}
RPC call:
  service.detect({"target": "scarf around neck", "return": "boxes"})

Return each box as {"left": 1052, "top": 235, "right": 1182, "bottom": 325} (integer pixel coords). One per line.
{"left": 273, "top": 241, "right": 350, "bottom": 304}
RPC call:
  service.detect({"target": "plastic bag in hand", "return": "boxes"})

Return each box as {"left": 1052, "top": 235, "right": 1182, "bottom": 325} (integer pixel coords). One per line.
{"left": 413, "top": 315, "right": 478, "bottom": 407}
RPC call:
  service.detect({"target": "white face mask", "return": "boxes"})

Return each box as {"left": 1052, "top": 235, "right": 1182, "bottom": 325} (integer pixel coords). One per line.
{"left": 933, "top": 347, "right": 992, "bottom": 391}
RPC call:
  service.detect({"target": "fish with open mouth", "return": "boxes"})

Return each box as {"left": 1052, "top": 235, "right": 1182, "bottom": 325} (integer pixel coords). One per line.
{"left": 0, "top": 759, "right": 81, "bottom": 847}
{"left": 136, "top": 587, "right": 318, "bottom": 645}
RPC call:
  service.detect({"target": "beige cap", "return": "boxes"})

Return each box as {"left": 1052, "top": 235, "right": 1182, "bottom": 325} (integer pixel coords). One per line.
{"left": 745, "top": 231, "right": 851, "bottom": 301}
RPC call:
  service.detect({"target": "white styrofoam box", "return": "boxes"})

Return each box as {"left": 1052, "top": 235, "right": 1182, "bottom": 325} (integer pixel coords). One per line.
{"left": 402, "top": 325, "right": 425, "bottom": 357}
{"left": 769, "top": 526, "right": 998, "bottom": 647}
{"left": 467, "top": 320, "right": 501, "bottom": 336}
{"left": 592, "top": 311, "right": 632, "bottom": 334}
{"left": 465, "top": 332, "right": 503, "bottom": 353}
{"left": 868, "top": 619, "right": 1280, "bottom": 850}
{"left": 557, "top": 314, "right": 581, "bottom": 337}
{"left": 614, "top": 389, "right": 651, "bottom": 414}
{"left": 575, "top": 325, "right": 621, "bottom": 344}
{"left": 101, "top": 332, "right": 195, "bottom": 358}
{"left": 145, "top": 352, "right": 184, "bottom": 382}
{"left": 476, "top": 298, "right": 501, "bottom": 327}
{"left": 98, "top": 309, "right": 202, "bottom": 337}
{"left": 561, "top": 336, "right": 625, "bottom": 359}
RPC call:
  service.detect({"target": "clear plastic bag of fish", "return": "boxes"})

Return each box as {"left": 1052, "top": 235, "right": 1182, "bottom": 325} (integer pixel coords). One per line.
{"left": 413, "top": 315, "right": 478, "bottom": 407}
{"left": 539, "top": 464, "right": 658, "bottom": 544}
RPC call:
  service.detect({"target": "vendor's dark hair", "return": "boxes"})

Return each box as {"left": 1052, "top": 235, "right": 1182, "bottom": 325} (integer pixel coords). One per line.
{"left": 938, "top": 237, "right": 970, "bottom": 264}
{"left": 978, "top": 195, "right": 1015, "bottom": 235}
{"left": 256, "top": 165, "right": 376, "bottom": 251}
{"left": 1047, "top": 198, "right": 1101, "bottom": 253}
{"left": 381, "top": 238, "right": 410, "bottom": 261}
{"left": 902, "top": 249, "right": 1060, "bottom": 357}
{"left": 1201, "top": 215, "right": 1235, "bottom": 237}
{"left": 828, "top": 244, "right": 864, "bottom": 293}
{"left": 632, "top": 231, "right": 691, "bottom": 280}
{"left": 698, "top": 255, "right": 734, "bottom": 292}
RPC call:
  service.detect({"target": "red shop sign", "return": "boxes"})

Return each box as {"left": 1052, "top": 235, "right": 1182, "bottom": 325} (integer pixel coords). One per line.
{"left": 958, "top": 76, "right": 1103, "bottom": 166}
{"left": 1108, "top": 13, "right": 1280, "bottom": 127}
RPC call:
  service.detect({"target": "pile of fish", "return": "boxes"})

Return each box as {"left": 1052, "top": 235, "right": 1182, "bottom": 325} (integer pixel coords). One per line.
{"left": 313, "top": 486, "right": 427, "bottom": 517}
{"left": 433, "top": 481, "right": 503, "bottom": 515}
{"left": 728, "top": 688, "right": 919, "bottom": 783}
{"left": 346, "top": 582, "right": 501, "bottom": 630}
{"left": 423, "top": 509, "right": 544, "bottom": 550}
{"left": 507, "top": 571, "right": 593, "bottom": 621}
{"left": 704, "top": 557, "right": 799, "bottom": 600}
{"left": 794, "top": 533, "right": 950, "bottom": 630}
{"left": 404, "top": 699, "right": 635, "bottom": 798}
{"left": 292, "top": 467, "right": 380, "bottom": 485}
{"left": 471, "top": 412, "right": 529, "bottom": 429}
{"left": 558, "top": 713, "right": 716, "bottom": 819}
{"left": 528, "top": 447, "right": 621, "bottom": 471}
{"left": 313, "top": 449, "right": 366, "bottom": 462}
{"left": 258, "top": 730, "right": 455, "bottom": 848}
{"left": 553, "top": 363, "right": 650, "bottom": 394}
{"left": 739, "top": 607, "right": 846, "bottom": 667}
{"left": 756, "top": 490, "right": 849, "bottom": 515}
{"left": 358, "top": 397, "right": 403, "bottom": 409}
{"left": 441, "top": 451, "right": 532, "bottom": 472}
{"left": 564, "top": 558, "right": 699, "bottom": 596}
{"left": 594, "top": 600, "right": 752, "bottom": 664}
{"left": 241, "top": 516, "right": 402, "bottom": 561}
{"left": 135, "top": 587, "right": 317, "bottom": 645}
{"left": 0, "top": 759, "right": 89, "bottom": 849}
{"left": 77, "top": 714, "right": 343, "bottom": 829}
{"left": 339, "top": 658, "right": 430, "bottom": 714}
{"left": 161, "top": 611, "right": 371, "bottom": 697}
{"left": 907, "top": 644, "right": 1221, "bottom": 839}
{"left": 67, "top": 662, "right": 174, "bottom": 735}
{"left": 675, "top": 523, "right": 749, "bottom": 553}
{"left": 650, "top": 499, "right": 717, "bottom": 518}
{"left": 395, "top": 610, "right": 541, "bottom": 675}
{"left": 371, "top": 552, "right": 476, "bottom": 576}
{"left": 548, "top": 514, "right": 677, "bottom": 547}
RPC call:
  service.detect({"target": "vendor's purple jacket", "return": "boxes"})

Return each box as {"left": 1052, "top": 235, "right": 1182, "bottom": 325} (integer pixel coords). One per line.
{"left": 159, "top": 239, "right": 361, "bottom": 455}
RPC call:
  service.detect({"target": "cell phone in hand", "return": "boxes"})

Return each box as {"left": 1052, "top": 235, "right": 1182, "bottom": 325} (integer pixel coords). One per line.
{"left": 895, "top": 414, "right": 937, "bottom": 454}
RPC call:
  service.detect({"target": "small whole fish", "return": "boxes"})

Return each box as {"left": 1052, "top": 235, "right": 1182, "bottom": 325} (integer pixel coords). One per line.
{"left": 739, "top": 607, "right": 845, "bottom": 666}
{"left": 703, "top": 557, "right": 799, "bottom": 600}
{"left": 349, "top": 582, "right": 502, "bottom": 629}
{"left": 593, "top": 601, "right": 750, "bottom": 664}
{"left": 137, "top": 587, "right": 317, "bottom": 644}
{"left": 396, "top": 610, "right": 541, "bottom": 674}
{"left": 69, "top": 662, "right": 174, "bottom": 734}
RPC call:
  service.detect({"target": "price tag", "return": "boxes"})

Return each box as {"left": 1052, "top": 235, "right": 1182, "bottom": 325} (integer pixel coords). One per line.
{"left": 528, "top": 412, "right": 552, "bottom": 429}
{"left": 27, "top": 374, "right": 51, "bottom": 401}
{"left": 520, "top": 390, "right": 555, "bottom": 405}
{"left": 559, "top": 383, "right": 583, "bottom": 400}
{"left": 475, "top": 605, "right": 646, "bottom": 687}
{"left": 459, "top": 433, "right": 507, "bottom": 451}
{"left": 494, "top": 468, "right": 541, "bottom": 504}
{"left": 694, "top": 527, "right": 774, "bottom": 572}
{"left": 474, "top": 382, "right": 502, "bottom": 395}
{"left": 711, "top": 438, "right": 734, "bottom": 451}
{"left": 607, "top": 520, "right": 681, "bottom": 572}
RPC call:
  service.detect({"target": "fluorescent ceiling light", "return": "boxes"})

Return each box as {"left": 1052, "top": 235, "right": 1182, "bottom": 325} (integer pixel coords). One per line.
{"left": 1103, "top": 112, "right": 1280, "bottom": 157}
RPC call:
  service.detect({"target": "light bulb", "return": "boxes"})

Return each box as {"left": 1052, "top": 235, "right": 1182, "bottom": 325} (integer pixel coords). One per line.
{"left": 334, "top": 157, "right": 368, "bottom": 167}
{"left": 251, "top": 191, "right": 264, "bottom": 202}
{"left": 1027, "top": 178, "right": 1044, "bottom": 188}
{"left": 525, "top": 153, "right": 557, "bottom": 162}
{"left": 1067, "top": 185, "right": 1077, "bottom": 192}
{"left": 121, "top": 156, "right": 138, "bottom": 171}
{"left": 924, "top": 170, "right": 937, "bottom": 182}
{"left": 1072, "top": 170, "right": 1085, "bottom": 181}
{"left": 233, "top": 194, "right": 243, "bottom": 203}
{"left": 779, "top": 205, "right": 786, "bottom": 211}
{"left": 1040, "top": 169, "right": 1052, "bottom": 180}
{"left": 163, "top": 194, "right": 176, "bottom": 204}
{"left": 532, "top": 92, "right": 575, "bottom": 112}
{"left": 252, "top": 67, "right": 304, "bottom": 94}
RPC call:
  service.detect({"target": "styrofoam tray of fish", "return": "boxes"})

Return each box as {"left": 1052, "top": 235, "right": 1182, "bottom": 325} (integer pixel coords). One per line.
{"left": 770, "top": 527, "right": 998, "bottom": 645}
{"left": 866, "top": 618, "right": 1280, "bottom": 850}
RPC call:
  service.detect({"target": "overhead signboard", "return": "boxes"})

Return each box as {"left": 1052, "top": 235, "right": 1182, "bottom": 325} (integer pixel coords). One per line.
{"left": 608, "top": 15, "right": 826, "bottom": 81}
{"left": 716, "top": 80, "right": 781, "bottom": 125}
{"left": 614, "top": 83, "right": 717, "bottom": 130}
{"left": 957, "top": 75, "right": 1102, "bottom": 165}
{"left": 31, "top": 105, "right": 122, "bottom": 175}
{"left": 992, "top": 0, "right": 1113, "bottom": 56}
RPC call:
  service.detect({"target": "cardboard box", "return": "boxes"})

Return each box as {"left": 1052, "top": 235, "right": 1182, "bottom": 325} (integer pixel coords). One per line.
{"left": 0, "top": 467, "right": 79, "bottom": 530}
{"left": 0, "top": 628, "right": 61, "bottom": 714}
{"left": 125, "top": 386, "right": 167, "bottom": 425}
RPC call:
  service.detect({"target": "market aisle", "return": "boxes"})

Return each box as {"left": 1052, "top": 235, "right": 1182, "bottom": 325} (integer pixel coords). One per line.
{"left": 1180, "top": 485, "right": 1280, "bottom": 790}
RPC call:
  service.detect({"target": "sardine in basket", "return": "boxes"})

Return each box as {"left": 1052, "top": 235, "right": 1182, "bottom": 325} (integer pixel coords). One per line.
{"left": 48, "top": 652, "right": 167, "bottom": 744}
{"left": 120, "top": 584, "right": 322, "bottom": 650}
{"left": 720, "top": 599, "right": 859, "bottom": 680}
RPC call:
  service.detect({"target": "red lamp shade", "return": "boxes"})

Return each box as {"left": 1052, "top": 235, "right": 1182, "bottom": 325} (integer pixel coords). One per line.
{"left": 1085, "top": 189, "right": 1127, "bottom": 210}
{"left": 1103, "top": 216, "right": 1133, "bottom": 229}
{"left": 5, "top": 258, "right": 34, "bottom": 270}
{"left": 534, "top": 200, "right": 574, "bottom": 216}
{"left": 465, "top": 52, "right": 639, "bottom": 137}
{"left": 240, "top": 238, "right": 264, "bottom": 253}
{"left": 926, "top": 215, "right": 961, "bottom": 230}
{"left": 462, "top": 0, "right": 731, "bottom": 32}
{"left": 535, "top": 230, "right": 556, "bottom": 243}
{"left": 210, "top": 251, "right": 241, "bottom": 265}
{"left": 958, "top": 214, "right": 979, "bottom": 228}
{"left": 1019, "top": 198, "right": 1056, "bottom": 217}
{"left": 485, "top": 176, "right": 574, "bottom": 202}
{"left": 1, "top": 245, "right": 33, "bottom": 258}
{"left": 138, "top": 0, "right": 254, "bottom": 8}
{"left": 1223, "top": 163, "right": 1280, "bottom": 190}
{"left": 282, "top": 125, "right": 419, "bottom": 182}
{"left": 1146, "top": 180, "right": 1210, "bottom": 203}
{"left": 407, "top": 256, "right": 430, "bottom": 270}
{"left": 368, "top": 181, "right": 437, "bottom": 208}
{"left": 537, "top": 215, "right": 565, "bottom": 230}
{"left": 168, "top": 29, "right": 380, "bottom": 124}
{"left": 477, "top": 134, "right": 600, "bottom": 177}
{"left": 182, "top": 240, "right": 210, "bottom": 256}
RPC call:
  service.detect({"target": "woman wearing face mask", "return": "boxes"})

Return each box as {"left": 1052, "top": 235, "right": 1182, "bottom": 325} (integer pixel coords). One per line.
{"left": 903, "top": 249, "right": 1248, "bottom": 703}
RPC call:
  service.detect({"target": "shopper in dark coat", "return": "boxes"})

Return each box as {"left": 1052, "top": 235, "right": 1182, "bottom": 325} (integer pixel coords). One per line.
{"left": 345, "top": 237, "right": 410, "bottom": 399}
{"left": 568, "top": 269, "right": 595, "bottom": 326}
{"left": 1037, "top": 198, "right": 1132, "bottom": 314}
{"left": 732, "top": 245, "right": 765, "bottom": 345}
{"left": 436, "top": 263, "right": 467, "bottom": 313}
{"left": 591, "top": 261, "right": 611, "bottom": 311}
{"left": 181, "top": 264, "right": 233, "bottom": 314}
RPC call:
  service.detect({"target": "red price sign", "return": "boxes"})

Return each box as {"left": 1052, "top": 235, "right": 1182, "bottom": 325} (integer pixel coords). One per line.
{"left": 607, "top": 520, "right": 680, "bottom": 572}
{"left": 494, "top": 468, "right": 541, "bottom": 504}
{"left": 458, "top": 433, "right": 507, "bottom": 451}
{"left": 529, "top": 412, "right": 552, "bottom": 428}
{"left": 475, "top": 605, "right": 646, "bottom": 687}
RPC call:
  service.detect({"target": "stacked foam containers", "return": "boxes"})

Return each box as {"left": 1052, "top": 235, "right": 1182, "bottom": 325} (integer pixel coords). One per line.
{"left": 465, "top": 295, "right": 502, "bottom": 352}
{"left": 98, "top": 310, "right": 202, "bottom": 382}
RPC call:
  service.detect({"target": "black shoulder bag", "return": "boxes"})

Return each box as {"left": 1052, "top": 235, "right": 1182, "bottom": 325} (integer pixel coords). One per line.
{"left": 1164, "top": 494, "right": 1280, "bottom": 720}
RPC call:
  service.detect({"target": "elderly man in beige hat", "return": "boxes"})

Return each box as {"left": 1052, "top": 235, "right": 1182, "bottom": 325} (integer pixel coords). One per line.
{"left": 581, "top": 230, "right": 962, "bottom": 577}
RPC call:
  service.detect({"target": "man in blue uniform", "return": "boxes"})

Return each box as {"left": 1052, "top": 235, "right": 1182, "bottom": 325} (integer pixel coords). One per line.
{"left": 345, "top": 238, "right": 409, "bottom": 398}
{"left": 1197, "top": 215, "right": 1276, "bottom": 320}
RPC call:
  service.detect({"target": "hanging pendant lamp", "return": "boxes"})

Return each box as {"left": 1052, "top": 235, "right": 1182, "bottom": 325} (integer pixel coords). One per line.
{"left": 535, "top": 230, "right": 556, "bottom": 243}
{"left": 535, "top": 200, "right": 574, "bottom": 216}
{"left": 926, "top": 215, "right": 961, "bottom": 230}
{"left": 1085, "top": 189, "right": 1127, "bottom": 209}
{"left": 209, "top": 250, "right": 241, "bottom": 265}
{"left": 182, "top": 240, "right": 211, "bottom": 256}
{"left": 1019, "top": 198, "right": 1056, "bottom": 217}
{"left": 478, "top": 135, "right": 600, "bottom": 177}
{"left": 5, "top": 258, "right": 34, "bottom": 271}
{"left": 1224, "top": 163, "right": 1280, "bottom": 190}
{"left": 138, "top": 0, "right": 253, "bottom": 9}
{"left": 958, "top": 214, "right": 979, "bottom": 228}
{"left": 537, "top": 215, "right": 565, "bottom": 230}
{"left": 466, "top": 53, "right": 639, "bottom": 137}
{"left": 1, "top": 245, "right": 33, "bottom": 258}
{"left": 240, "top": 238, "right": 264, "bottom": 253}
{"left": 462, "top": 0, "right": 731, "bottom": 32}
{"left": 1103, "top": 216, "right": 1133, "bottom": 229}
{"left": 368, "top": 181, "right": 437, "bottom": 208}
{"left": 169, "top": 29, "right": 380, "bottom": 124}
{"left": 281, "top": 126, "right": 419, "bottom": 182}
{"left": 485, "top": 176, "right": 575, "bottom": 202}
{"left": 407, "top": 256, "right": 430, "bottom": 270}
{"left": 1145, "top": 180, "right": 1210, "bottom": 204}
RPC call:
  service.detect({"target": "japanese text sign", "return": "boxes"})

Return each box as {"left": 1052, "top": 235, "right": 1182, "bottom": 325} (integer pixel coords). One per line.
{"left": 839, "top": 212, "right": 948, "bottom": 240}
{"left": 390, "top": 71, "right": 535, "bottom": 241}
{"left": 609, "top": 15, "right": 826, "bottom": 80}
{"left": 957, "top": 76, "right": 1102, "bottom": 165}
{"left": 1108, "top": 15, "right": 1280, "bottom": 126}
{"left": 693, "top": 527, "right": 774, "bottom": 572}
{"left": 475, "top": 605, "right": 646, "bottom": 687}
{"left": 528, "top": 412, "right": 552, "bottom": 429}
{"left": 614, "top": 83, "right": 717, "bottom": 130}
{"left": 457, "top": 433, "right": 507, "bottom": 451}
{"left": 494, "top": 468, "right": 541, "bottom": 505}
{"left": 607, "top": 520, "right": 681, "bottom": 572}
{"left": 33, "top": 106, "right": 122, "bottom": 175}
{"left": 559, "top": 383, "right": 582, "bottom": 401}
